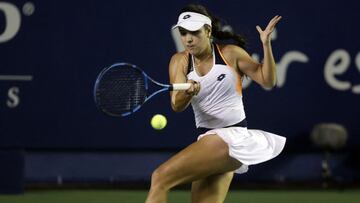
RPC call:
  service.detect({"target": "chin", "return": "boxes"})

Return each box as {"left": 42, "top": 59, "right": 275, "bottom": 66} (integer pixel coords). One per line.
{"left": 187, "top": 48, "right": 199, "bottom": 56}
{"left": 186, "top": 49, "right": 195, "bottom": 55}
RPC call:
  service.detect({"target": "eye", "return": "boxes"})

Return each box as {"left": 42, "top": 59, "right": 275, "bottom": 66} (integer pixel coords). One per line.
{"left": 190, "top": 30, "right": 201, "bottom": 35}
{"left": 178, "top": 29, "right": 201, "bottom": 36}
{"left": 179, "top": 30, "right": 187, "bottom": 36}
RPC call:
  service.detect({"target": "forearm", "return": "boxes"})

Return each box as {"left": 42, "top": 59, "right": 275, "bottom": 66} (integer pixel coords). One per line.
{"left": 168, "top": 54, "right": 200, "bottom": 112}
{"left": 260, "top": 42, "right": 277, "bottom": 88}
{"left": 171, "top": 91, "right": 192, "bottom": 112}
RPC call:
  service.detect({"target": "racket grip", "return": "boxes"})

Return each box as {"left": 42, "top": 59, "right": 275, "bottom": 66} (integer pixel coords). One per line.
{"left": 170, "top": 83, "right": 191, "bottom": 91}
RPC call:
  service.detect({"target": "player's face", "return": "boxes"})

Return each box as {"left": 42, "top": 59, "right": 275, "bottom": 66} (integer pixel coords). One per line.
{"left": 179, "top": 27, "right": 210, "bottom": 56}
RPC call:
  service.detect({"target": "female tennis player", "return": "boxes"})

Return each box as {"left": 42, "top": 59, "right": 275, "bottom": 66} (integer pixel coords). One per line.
{"left": 145, "top": 4, "right": 286, "bottom": 203}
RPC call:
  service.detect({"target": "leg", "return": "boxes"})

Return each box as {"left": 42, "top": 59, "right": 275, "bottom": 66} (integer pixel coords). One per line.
{"left": 145, "top": 134, "right": 241, "bottom": 203}
{"left": 191, "top": 172, "right": 234, "bottom": 203}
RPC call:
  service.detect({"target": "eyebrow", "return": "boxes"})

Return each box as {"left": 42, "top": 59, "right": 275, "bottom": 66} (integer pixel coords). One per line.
{"left": 179, "top": 28, "right": 190, "bottom": 32}
{"left": 179, "top": 28, "right": 202, "bottom": 34}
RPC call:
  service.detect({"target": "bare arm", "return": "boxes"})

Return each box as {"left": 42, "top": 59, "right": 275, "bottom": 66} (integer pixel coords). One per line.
{"left": 236, "top": 15, "right": 282, "bottom": 88}
{"left": 169, "top": 53, "right": 200, "bottom": 112}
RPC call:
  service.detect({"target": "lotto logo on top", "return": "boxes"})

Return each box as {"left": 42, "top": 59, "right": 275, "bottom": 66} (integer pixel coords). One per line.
{"left": 183, "top": 15, "right": 191, "bottom": 19}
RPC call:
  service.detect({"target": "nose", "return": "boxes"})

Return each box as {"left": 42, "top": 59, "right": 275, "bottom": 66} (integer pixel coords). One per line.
{"left": 185, "top": 33, "right": 193, "bottom": 43}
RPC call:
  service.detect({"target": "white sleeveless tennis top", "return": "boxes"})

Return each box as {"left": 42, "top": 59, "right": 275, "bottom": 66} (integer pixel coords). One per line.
{"left": 187, "top": 44, "right": 246, "bottom": 129}
{"left": 187, "top": 44, "right": 286, "bottom": 175}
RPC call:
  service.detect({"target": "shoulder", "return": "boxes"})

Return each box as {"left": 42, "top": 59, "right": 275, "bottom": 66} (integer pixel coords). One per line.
{"left": 217, "top": 44, "right": 248, "bottom": 59}
{"left": 169, "top": 51, "right": 189, "bottom": 73}
{"left": 216, "top": 44, "right": 249, "bottom": 70}
{"left": 170, "top": 51, "right": 189, "bottom": 64}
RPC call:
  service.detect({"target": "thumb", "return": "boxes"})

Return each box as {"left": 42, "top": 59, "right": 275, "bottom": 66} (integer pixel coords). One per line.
{"left": 256, "top": 25, "right": 262, "bottom": 33}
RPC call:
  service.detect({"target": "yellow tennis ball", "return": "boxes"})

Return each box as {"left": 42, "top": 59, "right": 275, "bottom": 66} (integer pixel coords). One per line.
{"left": 151, "top": 114, "right": 167, "bottom": 130}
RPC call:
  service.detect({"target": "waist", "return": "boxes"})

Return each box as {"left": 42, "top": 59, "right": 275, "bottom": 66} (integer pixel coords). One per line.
{"left": 196, "top": 119, "right": 247, "bottom": 135}
{"left": 192, "top": 102, "right": 246, "bottom": 129}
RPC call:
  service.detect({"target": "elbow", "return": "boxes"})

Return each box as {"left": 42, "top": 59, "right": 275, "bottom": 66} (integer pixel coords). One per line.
{"left": 170, "top": 92, "right": 190, "bottom": 112}
{"left": 264, "top": 73, "right": 277, "bottom": 89}
{"left": 171, "top": 102, "right": 185, "bottom": 112}
{"left": 263, "top": 80, "right": 277, "bottom": 89}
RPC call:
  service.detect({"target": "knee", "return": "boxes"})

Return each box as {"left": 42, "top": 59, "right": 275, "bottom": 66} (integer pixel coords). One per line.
{"left": 151, "top": 167, "right": 163, "bottom": 185}
{"left": 150, "top": 166, "right": 171, "bottom": 191}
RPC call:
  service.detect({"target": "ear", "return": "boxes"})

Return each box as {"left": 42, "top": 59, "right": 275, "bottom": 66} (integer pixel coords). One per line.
{"left": 204, "top": 25, "right": 212, "bottom": 38}
{"left": 206, "top": 29, "right": 212, "bottom": 38}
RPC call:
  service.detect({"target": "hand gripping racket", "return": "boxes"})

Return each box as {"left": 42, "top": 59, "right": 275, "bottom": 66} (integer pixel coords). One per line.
{"left": 94, "top": 62, "right": 191, "bottom": 117}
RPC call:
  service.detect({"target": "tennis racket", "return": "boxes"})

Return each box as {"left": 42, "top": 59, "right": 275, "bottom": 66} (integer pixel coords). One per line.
{"left": 94, "top": 62, "right": 191, "bottom": 117}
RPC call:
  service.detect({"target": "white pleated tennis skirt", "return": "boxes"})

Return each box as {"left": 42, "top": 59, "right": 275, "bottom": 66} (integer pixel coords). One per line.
{"left": 198, "top": 127, "right": 286, "bottom": 174}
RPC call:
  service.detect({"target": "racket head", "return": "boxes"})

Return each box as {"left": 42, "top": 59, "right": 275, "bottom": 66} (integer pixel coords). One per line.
{"left": 94, "top": 63, "right": 148, "bottom": 117}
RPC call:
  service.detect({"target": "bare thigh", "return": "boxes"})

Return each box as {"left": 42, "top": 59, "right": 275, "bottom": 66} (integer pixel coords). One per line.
{"left": 191, "top": 172, "right": 234, "bottom": 203}
{"left": 152, "top": 134, "right": 241, "bottom": 189}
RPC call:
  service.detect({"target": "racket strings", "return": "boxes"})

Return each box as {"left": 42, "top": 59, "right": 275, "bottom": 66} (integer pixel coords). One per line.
{"left": 97, "top": 67, "right": 146, "bottom": 115}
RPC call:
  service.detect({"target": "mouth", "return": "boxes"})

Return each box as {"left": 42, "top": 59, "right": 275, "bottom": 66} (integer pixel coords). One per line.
{"left": 187, "top": 45, "right": 195, "bottom": 50}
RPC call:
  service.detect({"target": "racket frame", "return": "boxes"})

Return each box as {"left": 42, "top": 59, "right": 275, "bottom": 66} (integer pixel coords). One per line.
{"left": 94, "top": 62, "right": 190, "bottom": 117}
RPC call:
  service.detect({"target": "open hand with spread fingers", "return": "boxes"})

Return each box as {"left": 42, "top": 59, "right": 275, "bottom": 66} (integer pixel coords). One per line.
{"left": 256, "top": 15, "right": 282, "bottom": 45}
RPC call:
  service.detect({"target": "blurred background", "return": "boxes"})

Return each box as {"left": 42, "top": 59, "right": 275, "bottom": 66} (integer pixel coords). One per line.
{"left": 0, "top": 0, "right": 359, "bottom": 201}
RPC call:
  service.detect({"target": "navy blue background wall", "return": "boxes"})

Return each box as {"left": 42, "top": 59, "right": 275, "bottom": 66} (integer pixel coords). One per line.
{"left": 0, "top": 0, "right": 359, "bottom": 189}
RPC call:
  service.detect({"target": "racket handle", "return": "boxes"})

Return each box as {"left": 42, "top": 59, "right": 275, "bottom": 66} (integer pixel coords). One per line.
{"left": 170, "top": 83, "right": 191, "bottom": 91}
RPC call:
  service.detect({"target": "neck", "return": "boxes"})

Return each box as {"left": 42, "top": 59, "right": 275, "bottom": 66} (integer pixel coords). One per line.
{"left": 194, "top": 43, "right": 212, "bottom": 65}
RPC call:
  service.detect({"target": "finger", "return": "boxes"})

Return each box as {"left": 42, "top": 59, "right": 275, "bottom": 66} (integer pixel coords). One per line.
{"left": 266, "top": 16, "right": 282, "bottom": 31}
{"left": 261, "top": 15, "right": 280, "bottom": 32}
{"left": 270, "top": 15, "right": 279, "bottom": 23}
{"left": 273, "top": 15, "right": 282, "bottom": 25}
{"left": 267, "top": 16, "right": 278, "bottom": 28}
{"left": 269, "top": 15, "right": 281, "bottom": 24}
{"left": 194, "top": 83, "right": 200, "bottom": 95}
{"left": 273, "top": 15, "right": 282, "bottom": 21}
{"left": 272, "top": 15, "right": 282, "bottom": 25}
{"left": 186, "top": 87, "right": 195, "bottom": 96}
